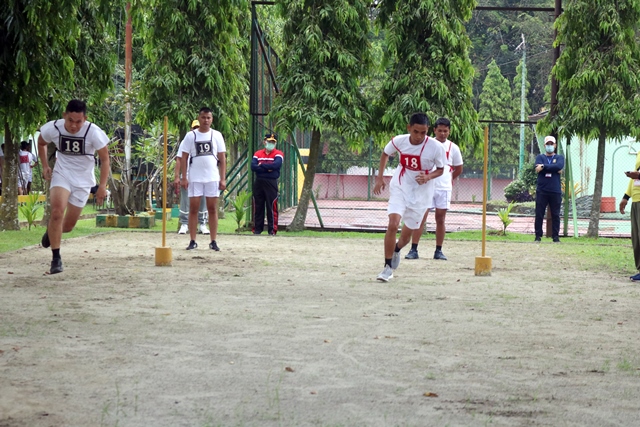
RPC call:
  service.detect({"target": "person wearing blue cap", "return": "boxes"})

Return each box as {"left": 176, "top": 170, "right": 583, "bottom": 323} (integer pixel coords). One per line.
{"left": 251, "top": 133, "right": 284, "bottom": 235}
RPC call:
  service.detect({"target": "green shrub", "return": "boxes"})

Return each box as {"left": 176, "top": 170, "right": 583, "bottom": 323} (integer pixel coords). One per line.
{"left": 504, "top": 164, "right": 537, "bottom": 202}
{"left": 497, "top": 201, "right": 516, "bottom": 235}
{"left": 19, "top": 193, "right": 43, "bottom": 230}
{"left": 232, "top": 190, "right": 252, "bottom": 232}
{"left": 504, "top": 180, "right": 532, "bottom": 202}
{"left": 520, "top": 163, "right": 538, "bottom": 187}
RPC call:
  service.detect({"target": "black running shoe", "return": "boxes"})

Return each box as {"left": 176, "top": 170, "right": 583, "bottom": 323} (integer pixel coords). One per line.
{"left": 50, "top": 259, "right": 63, "bottom": 274}
{"left": 41, "top": 230, "right": 50, "bottom": 248}
{"left": 209, "top": 240, "right": 220, "bottom": 251}
{"left": 405, "top": 249, "right": 419, "bottom": 259}
{"left": 433, "top": 250, "right": 448, "bottom": 260}
{"left": 186, "top": 240, "right": 198, "bottom": 250}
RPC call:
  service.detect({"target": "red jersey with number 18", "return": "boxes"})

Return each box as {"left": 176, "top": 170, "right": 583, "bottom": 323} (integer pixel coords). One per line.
{"left": 383, "top": 134, "right": 446, "bottom": 210}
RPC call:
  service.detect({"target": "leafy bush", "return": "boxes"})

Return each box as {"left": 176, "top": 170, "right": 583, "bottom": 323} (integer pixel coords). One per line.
{"left": 19, "top": 193, "right": 43, "bottom": 230}
{"left": 504, "top": 179, "right": 534, "bottom": 202}
{"left": 496, "top": 201, "right": 516, "bottom": 235}
{"left": 232, "top": 190, "right": 252, "bottom": 232}
{"left": 520, "top": 164, "right": 538, "bottom": 187}
{"left": 504, "top": 164, "right": 537, "bottom": 202}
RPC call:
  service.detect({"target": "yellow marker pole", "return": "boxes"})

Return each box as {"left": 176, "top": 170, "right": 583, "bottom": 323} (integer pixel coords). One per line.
{"left": 475, "top": 126, "right": 492, "bottom": 276}
{"left": 155, "top": 116, "right": 172, "bottom": 266}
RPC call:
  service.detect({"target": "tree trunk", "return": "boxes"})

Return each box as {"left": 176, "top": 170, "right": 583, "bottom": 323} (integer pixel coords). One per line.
{"left": 41, "top": 142, "right": 57, "bottom": 226}
{"left": 289, "top": 128, "right": 321, "bottom": 232}
{"left": 155, "top": 174, "right": 179, "bottom": 211}
{"left": 586, "top": 127, "right": 606, "bottom": 238}
{"left": 110, "top": 177, "right": 147, "bottom": 215}
{"left": 0, "top": 122, "right": 19, "bottom": 230}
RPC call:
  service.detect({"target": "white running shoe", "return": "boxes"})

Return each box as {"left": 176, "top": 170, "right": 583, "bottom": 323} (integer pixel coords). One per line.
{"left": 391, "top": 251, "right": 401, "bottom": 270}
{"left": 199, "top": 224, "right": 210, "bottom": 235}
{"left": 178, "top": 224, "right": 188, "bottom": 235}
{"left": 377, "top": 265, "right": 394, "bottom": 282}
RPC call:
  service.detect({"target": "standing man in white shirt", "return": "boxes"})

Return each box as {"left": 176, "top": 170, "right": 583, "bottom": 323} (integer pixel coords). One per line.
{"left": 38, "top": 100, "right": 110, "bottom": 274}
{"left": 174, "top": 119, "right": 210, "bottom": 236}
{"left": 405, "top": 117, "right": 463, "bottom": 261}
{"left": 373, "top": 113, "right": 446, "bottom": 282}
{"left": 180, "top": 107, "right": 226, "bottom": 251}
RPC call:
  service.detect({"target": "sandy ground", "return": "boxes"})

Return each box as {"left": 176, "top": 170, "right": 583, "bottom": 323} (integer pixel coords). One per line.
{"left": 1, "top": 232, "right": 639, "bottom": 427}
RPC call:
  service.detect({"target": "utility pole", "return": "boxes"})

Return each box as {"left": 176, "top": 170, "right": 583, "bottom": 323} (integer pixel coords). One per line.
{"left": 516, "top": 34, "right": 527, "bottom": 173}
{"left": 546, "top": 0, "right": 562, "bottom": 238}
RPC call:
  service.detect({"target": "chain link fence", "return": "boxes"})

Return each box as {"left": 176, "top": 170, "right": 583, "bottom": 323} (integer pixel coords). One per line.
{"left": 278, "top": 126, "right": 638, "bottom": 237}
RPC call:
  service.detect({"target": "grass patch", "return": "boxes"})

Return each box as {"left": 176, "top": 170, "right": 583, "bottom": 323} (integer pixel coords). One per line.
{"left": 0, "top": 213, "right": 248, "bottom": 253}
{"left": 1, "top": 210, "right": 636, "bottom": 278}
{"left": 617, "top": 358, "right": 637, "bottom": 372}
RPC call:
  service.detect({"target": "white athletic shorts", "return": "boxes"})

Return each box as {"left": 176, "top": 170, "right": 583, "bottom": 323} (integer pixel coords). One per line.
{"left": 18, "top": 172, "right": 33, "bottom": 185}
{"left": 388, "top": 191, "right": 427, "bottom": 230}
{"left": 429, "top": 189, "right": 451, "bottom": 210}
{"left": 188, "top": 181, "right": 220, "bottom": 198}
{"left": 50, "top": 171, "right": 90, "bottom": 208}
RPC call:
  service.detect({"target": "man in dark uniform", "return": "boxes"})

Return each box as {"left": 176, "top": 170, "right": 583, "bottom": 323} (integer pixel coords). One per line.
{"left": 251, "top": 133, "right": 284, "bottom": 235}
{"left": 534, "top": 135, "right": 565, "bottom": 242}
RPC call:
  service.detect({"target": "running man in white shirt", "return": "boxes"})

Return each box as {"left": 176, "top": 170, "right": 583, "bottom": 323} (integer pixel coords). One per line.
{"left": 373, "top": 113, "right": 446, "bottom": 282}
{"left": 18, "top": 140, "right": 38, "bottom": 195}
{"left": 180, "top": 107, "right": 227, "bottom": 251}
{"left": 405, "top": 117, "right": 463, "bottom": 261}
{"left": 38, "top": 100, "right": 110, "bottom": 274}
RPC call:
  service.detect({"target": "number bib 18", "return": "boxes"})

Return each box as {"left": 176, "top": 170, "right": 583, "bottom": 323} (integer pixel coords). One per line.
{"left": 60, "top": 136, "right": 86, "bottom": 155}
{"left": 399, "top": 154, "right": 422, "bottom": 171}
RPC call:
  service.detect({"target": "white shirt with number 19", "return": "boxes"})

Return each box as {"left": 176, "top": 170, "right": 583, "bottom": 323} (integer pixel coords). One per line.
{"left": 180, "top": 129, "right": 226, "bottom": 183}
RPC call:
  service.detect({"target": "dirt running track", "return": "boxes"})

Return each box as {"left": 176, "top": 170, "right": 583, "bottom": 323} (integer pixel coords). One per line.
{"left": 0, "top": 232, "right": 639, "bottom": 426}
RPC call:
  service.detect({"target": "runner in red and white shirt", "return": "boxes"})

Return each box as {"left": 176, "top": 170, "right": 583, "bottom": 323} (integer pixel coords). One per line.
{"left": 406, "top": 117, "right": 463, "bottom": 261}
{"left": 18, "top": 140, "right": 38, "bottom": 195}
{"left": 373, "top": 113, "right": 446, "bottom": 282}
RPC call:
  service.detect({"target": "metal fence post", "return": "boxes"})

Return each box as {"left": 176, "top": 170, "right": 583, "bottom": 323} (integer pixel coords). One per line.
{"left": 487, "top": 123, "right": 493, "bottom": 201}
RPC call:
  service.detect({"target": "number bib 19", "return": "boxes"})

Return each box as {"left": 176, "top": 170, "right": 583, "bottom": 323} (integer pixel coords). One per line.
{"left": 195, "top": 141, "right": 214, "bottom": 156}
{"left": 60, "top": 136, "right": 86, "bottom": 155}
{"left": 399, "top": 154, "right": 422, "bottom": 171}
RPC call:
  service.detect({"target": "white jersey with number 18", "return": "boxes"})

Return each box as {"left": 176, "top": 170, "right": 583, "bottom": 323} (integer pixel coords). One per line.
{"left": 39, "top": 119, "right": 109, "bottom": 188}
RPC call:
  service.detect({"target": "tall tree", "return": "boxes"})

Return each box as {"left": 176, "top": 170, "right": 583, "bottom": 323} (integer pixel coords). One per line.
{"left": 541, "top": 0, "right": 640, "bottom": 237}
{"left": 466, "top": 1, "right": 555, "bottom": 114}
{"left": 477, "top": 60, "right": 517, "bottom": 165}
{"left": 140, "top": 0, "right": 249, "bottom": 143}
{"left": 374, "top": 0, "right": 480, "bottom": 151}
{"left": 128, "top": 0, "right": 249, "bottom": 215}
{"left": 0, "top": 0, "right": 117, "bottom": 230}
{"left": 271, "top": 0, "right": 372, "bottom": 231}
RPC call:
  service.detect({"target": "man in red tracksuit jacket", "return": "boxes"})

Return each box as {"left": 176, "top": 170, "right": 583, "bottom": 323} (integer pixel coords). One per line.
{"left": 251, "top": 133, "right": 284, "bottom": 235}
